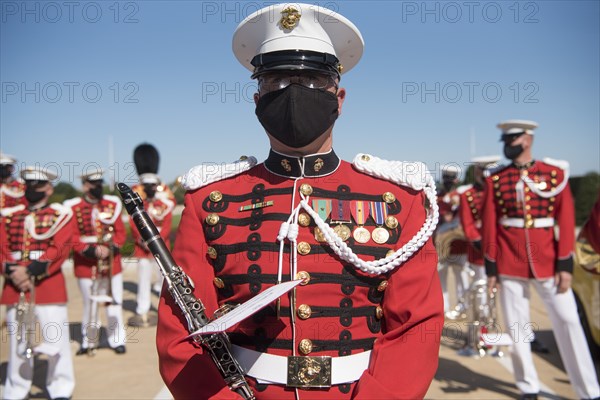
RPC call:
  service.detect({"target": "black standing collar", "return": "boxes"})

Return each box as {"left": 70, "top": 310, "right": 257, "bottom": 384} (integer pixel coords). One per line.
{"left": 512, "top": 159, "right": 536, "bottom": 170}
{"left": 264, "top": 149, "right": 341, "bottom": 178}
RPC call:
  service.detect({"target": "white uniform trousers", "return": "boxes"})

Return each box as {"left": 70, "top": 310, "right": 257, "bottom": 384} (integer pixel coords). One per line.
{"left": 78, "top": 273, "right": 127, "bottom": 349}
{"left": 2, "top": 305, "right": 75, "bottom": 400}
{"left": 136, "top": 257, "right": 163, "bottom": 315}
{"left": 438, "top": 253, "right": 470, "bottom": 312}
{"left": 500, "top": 276, "right": 600, "bottom": 399}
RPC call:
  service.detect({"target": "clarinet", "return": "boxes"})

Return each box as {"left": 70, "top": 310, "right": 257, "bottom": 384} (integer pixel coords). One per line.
{"left": 117, "top": 183, "right": 255, "bottom": 400}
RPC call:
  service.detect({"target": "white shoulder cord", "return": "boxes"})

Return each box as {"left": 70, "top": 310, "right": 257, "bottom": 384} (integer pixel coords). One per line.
{"left": 25, "top": 204, "right": 74, "bottom": 241}
{"left": 520, "top": 167, "right": 569, "bottom": 199}
{"left": 297, "top": 154, "right": 439, "bottom": 275}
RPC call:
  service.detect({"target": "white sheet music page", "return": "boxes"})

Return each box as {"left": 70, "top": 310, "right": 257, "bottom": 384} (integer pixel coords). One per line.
{"left": 186, "top": 279, "right": 303, "bottom": 338}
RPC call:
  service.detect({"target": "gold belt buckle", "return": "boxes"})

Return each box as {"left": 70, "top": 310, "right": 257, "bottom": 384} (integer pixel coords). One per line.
{"left": 287, "top": 356, "right": 332, "bottom": 388}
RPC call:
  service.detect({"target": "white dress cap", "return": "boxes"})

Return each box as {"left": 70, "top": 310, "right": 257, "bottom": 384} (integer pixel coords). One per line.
{"left": 441, "top": 164, "right": 461, "bottom": 177}
{"left": 0, "top": 152, "right": 17, "bottom": 165}
{"left": 497, "top": 119, "right": 539, "bottom": 135}
{"left": 21, "top": 166, "right": 58, "bottom": 181}
{"left": 233, "top": 3, "right": 364, "bottom": 77}
{"left": 140, "top": 173, "right": 160, "bottom": 185}
{"left": 79, "top": 167, "right": 105, "bottom": 181}
{"left": 471, "top": 155, "right": 502, "bottom": 167}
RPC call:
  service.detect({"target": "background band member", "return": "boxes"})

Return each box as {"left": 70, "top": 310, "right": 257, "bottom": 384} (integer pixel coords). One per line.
{"left": 0, "top": 152, "right": 25, "bottom": 209}
{"left": 483, "top": 119, "right": 600, "bottom": 400}
{"left": 156, "top": 3, "right": 443, "bottom": 398}
{"left": 436, "top": 164, "right": 470, "bottom": 316}
{"left": 64, "top": 168, "right": 127, "bottom": 355}
{"left": 129, "top": 172, "right": 173, "bottom": 327}
{"left": 1, "top": 166, "right": 76, "bottom": 400}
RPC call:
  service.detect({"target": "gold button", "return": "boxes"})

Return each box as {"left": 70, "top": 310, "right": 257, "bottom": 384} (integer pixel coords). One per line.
{"left": 525, "top": 219, "right": 534, "bottom": 228}
{"left": 385, "top": 216, "right": 398, "bottom": 229}
{"left": 525, "top": 187, "right": 530, "bottom": 192}
{"left": 213, "top": 277, "right": 224, "bottom": 289}
{"left": 467, "top": 196, "right": 474, "bottom": 202}
{"left": 205, "top": 213, "right": 220, "bottom": 226}
{"left": 386, "top": 250, "right": 395, "bottom": 258}
{"left": 297, "top": 242, "right": 311, "bottom": 255}
{"left": 377, "top": 280, "right": 388, "bottom": 292}
{"left": 361, "top": 154, "right": 371, "bottom": 162}
{"left": 295, "top": 271, "right": 311, "bottom": 285}
{"left": 498, "top": 199, "right": 504, "bottom": 205}
{"left": 525, "top": 195, "right": 531, "bottom": 201}
{"left": 525, "top": 205, "right": 531, "bottom": 210}
{"left": 550, "top": 197, "right": 556, "bottom": 202}
{"left": 501, "top": 208, "right": 507, "bottom": 213}
{"left": 297, "top": 304, "right": 312, "bottom": 320}
{"left": 495, "top": 191, "right": 502, "bottom": 197}
{"left": 548, "top": 205, "right": 554, "bottom": 211}
{"left": 375, "top": 306, "right": 383, "bottom": 320}
{"left": 209, "top": 191, "right": 223, "bottom": 202}
{"left": 382, "top": 192, "right": 396, "bottom": 204}
{"left": 299, "top": 184, "right": 313, "bottom": 196}
{"left": 551, "top": 178, "right": 557, "bottom": 185}
{"left": 551, "top": 170, "right": 557, "bottom": 177}
{"left": 521, "top": 170, "right": 528, "bottom": 176}
{"left": 298, "top": 212, "right": 311, "bottom": 227}
{"left": 494, "top": 183, "right": 500, "bottom": 189}
{"left": 298, "top": 339, "right": 313, "bottom": 355}
{"left": 492, "top": 175, "right": 499, "bottom": 181}
{"left": 207, "top": 247, "right": 218, "bottom": 259}
{"left": 239, "top": 155, "right": 248, "bottom": 161}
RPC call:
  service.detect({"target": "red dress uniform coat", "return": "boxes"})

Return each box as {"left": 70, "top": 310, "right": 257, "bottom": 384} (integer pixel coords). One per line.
{"left": 1, "top": 203, "right": 79, "bottom": 304}
{"left": 459, "top": 184, "right": 485, "bottom": 265}
{"left": 130, "top": 195, "right": 174, "bottom": 258}
{"left": 0, "top": 180, "right": 26, "bottom": 209}
{"left": 157, "top": 151, "right": 443, "bottom": 399}
{"left": 482, "top": 160, "right": 575, "bottom": 279}
{"left": 65, "top": 195, "right": 126, "bottom": 277}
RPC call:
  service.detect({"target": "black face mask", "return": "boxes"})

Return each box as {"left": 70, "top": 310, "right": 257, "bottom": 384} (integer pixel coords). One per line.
{"left": 25, "top": 187, "right": 45, "bottom": 204}
{"left": 89, "top": 185, "right": 103, "bottom": 200}
{"left": 144, "top": 186, "right": 156, "bottom": 199}
{"left": 504, "top": 144, "right": 524, "bottom": 160}
{"left": 255, "top": 84, "right": 339, "bottom": 148}
{"left": 0, "top": 166, "right": 12, "bottom": 179}
{"left": 442, "top": 180, "right": 454, "bottom": 192}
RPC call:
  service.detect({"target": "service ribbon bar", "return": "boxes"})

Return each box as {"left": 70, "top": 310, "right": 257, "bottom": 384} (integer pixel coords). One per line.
{"left": 239, "top": 201, "right": 274, "bottom": 212}
{"left": 369, "top": 202, "right": 388, "bottom": 225}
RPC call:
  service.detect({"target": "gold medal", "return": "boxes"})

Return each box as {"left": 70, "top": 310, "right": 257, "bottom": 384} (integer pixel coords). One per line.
{"left": 314, "top": 227, "right": 326, "bottom": 242}
{"left": 371, "top": 227, "right": 390, "bottom": 244}
{"left": 353, "top": 226, "right": 370, "bottom": 243}
{"left": 333, "top": 224, "right": 351, "bottom": 241}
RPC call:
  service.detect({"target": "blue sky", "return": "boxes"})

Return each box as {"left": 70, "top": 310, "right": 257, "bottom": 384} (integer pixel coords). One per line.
{"left": 1, "top": 0, "right": 599, "bottom": 188}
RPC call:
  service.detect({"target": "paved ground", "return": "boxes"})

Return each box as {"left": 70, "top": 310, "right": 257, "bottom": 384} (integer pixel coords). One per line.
{"left": 1, "top": 260, "right": 598, "bottom": 399}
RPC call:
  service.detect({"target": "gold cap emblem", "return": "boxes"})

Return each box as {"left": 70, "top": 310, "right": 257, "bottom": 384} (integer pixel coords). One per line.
{"left": 280, "top": 6, "right": 301, "bottom": 30}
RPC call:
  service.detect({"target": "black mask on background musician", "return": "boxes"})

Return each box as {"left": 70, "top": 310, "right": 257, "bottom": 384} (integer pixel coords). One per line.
{"left": 0, "top": 165, "right": 12, "bottom": 179}
{"left": 504, "top": 144, "right": 524, "bottom": 160}
{"left": 88, "top": 182, "right": 104, "bottom": 200}
{"left": 255, "top": 84, "right": 339, "bottom": 148}
{"left": 144, "top": 184, "right": 157, "bottom": 199}
{"left": 25, "top": 186, "right": 46, "bottom": 204}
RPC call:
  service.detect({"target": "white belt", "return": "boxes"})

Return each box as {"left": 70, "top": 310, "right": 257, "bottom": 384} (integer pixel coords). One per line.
{"left": 231, "top": 345, "right": 370, "bottom": 386}
{"left": 80, "top": 236, "right": 98, "bottom": 244}
{"left": 11, "top": 250, "right": 43, "bottom": 261}
{"left": 500, "top": 217, "right": 554, "bottom": 228}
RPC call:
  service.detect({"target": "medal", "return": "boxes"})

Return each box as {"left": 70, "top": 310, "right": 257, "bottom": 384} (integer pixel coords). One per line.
{"left": 351, "top": 200, "right": 371, "bottom": 243}
{"left": 371, "top": 227, "right": 390, "bottom": 244}
{"left": 333, "top": 224, "right": 351, "bottom": 241}
{"left": 369, "top": 202, "right": 390, "bottom": 244}
{"left": 353, "top": 227, "right": 371, "bottom": 243}
{"left": 331, "top": 199, "right": 352, "bottom": 241}
{"left": 312, "top": 199, "right": 332, "bottom": 222}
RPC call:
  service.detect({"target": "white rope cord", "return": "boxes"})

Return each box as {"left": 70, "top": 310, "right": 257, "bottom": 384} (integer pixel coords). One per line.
{"left": 520, "top": 166, "right": 569, "bottom": 199}
{"left": 25, "top": 204, "right": 73, "bottom": 241}
{"left": 296, "top": 154, "right": 439, "bottom": 275}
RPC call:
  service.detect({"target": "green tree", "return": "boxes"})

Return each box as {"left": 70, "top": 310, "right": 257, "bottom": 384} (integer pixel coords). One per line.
{"left": 50, "top": 182, "right": 80, "bottom": 203}
{"left": 571, "top": 172, "right": 600, "bottom": 226}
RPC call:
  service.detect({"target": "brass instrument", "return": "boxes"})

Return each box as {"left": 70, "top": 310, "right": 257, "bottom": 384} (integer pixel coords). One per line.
{"left": 16, "top": 277, "right": 36, "bottom": 359}
{"left": 434, "top": 220, "right": 466, "bottom": 264}
{"left": 87, "top": 230, "right": 115, "bottom": 356}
